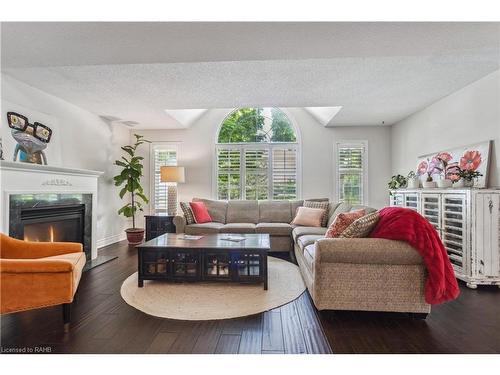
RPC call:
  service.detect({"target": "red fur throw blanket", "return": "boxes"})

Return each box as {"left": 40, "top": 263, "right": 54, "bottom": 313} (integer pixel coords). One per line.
{"left": 369, "top": 207, "right": 460, "bottom": 305}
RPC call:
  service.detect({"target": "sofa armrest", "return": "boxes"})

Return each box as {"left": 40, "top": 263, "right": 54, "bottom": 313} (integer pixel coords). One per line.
{"left": 315, "top": 238, "right": 423, "bottom": 265}
{"left": 1, "top": 233, "right": 83, "bottom": 259}
{"left": 173, "top": 215, "right": 186, "bottom": 233}
{"left": 0, "top": 259, "right": 74, "bottom": 273}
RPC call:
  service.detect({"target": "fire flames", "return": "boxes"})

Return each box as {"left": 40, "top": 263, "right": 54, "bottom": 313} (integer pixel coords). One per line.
{"left": 24, "top": 225, "right": 55, "bottom": 242}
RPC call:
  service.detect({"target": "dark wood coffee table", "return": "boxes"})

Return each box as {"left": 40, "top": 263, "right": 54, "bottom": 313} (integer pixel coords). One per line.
{"left": 136, "top": 233, "right": 271, "bottom": 290}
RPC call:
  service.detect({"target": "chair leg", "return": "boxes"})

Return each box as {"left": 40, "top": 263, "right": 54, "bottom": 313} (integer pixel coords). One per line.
{"left": 62, "top": 303, "right": 71, "bottom": 332}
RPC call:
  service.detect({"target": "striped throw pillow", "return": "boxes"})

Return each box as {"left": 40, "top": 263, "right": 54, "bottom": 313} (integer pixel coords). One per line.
{"left": 340, "top": 211, "right": 380, "bottom": 238}
{"left": 180, "top": 202, "right": 196, "bottom": 225}
{"left": 304, "top": 200, "right": 329, "bottom": 227}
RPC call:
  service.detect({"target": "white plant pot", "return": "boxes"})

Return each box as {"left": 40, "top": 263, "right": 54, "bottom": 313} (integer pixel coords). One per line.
{"left": 437, "top": 179, "right": 452, "bottom": 188}
{"left": 464, "top": 179, "right": 474, "bottom": 188}
{"left": 407, "top": 178, "right": 420, "bottom": 189}
{"left": 453, "top": 180, "right": 465, "bottom": 188}
{"left": 423, "top": 181, "right": 437, "bottom": 188}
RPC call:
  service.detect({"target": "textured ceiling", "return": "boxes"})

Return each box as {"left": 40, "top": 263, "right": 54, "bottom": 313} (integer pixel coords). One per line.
{"left": 1, "top": 22, "right": 499, "bottom": 129}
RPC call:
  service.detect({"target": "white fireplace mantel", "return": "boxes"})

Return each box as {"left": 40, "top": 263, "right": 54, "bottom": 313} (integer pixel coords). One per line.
{"left": 0, "top": 160, "right": 103, "bottom": 259}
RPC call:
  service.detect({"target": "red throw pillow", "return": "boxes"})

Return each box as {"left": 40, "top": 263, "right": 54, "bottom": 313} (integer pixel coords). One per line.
{"left": 325, "top": 209, "right": 366, "bottom": 238}
{"left": 189, "top": 201, "right": 212, "bottom": 224}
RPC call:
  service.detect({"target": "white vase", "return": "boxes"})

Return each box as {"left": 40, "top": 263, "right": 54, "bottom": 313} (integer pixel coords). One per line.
{"left": 453, "top": 179, "right": 465, "bottom": 188}
{"left": 423, "top": 181, "right": 437, "bottom": 188}
{"left": 407, "top": 178, "right": 420, "bottom": 189}
{"left": 464, "top": 179, "right": 474, "bottom": 188}
{"left": 437, "top": 179, "right": 452, "bottom": 188}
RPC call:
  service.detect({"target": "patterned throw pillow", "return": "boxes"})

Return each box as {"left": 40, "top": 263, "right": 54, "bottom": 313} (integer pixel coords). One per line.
{"left": 340, "top": 211, "right": 380, "bottom": 238}
{"left": 180, "top": 202, "right": 195, "bottom": 225}
{"left": 304, "top": 200, "right": 329, "bottom": 227}
{"left": 325, "top": 209, "right": 366, "bottom": 238}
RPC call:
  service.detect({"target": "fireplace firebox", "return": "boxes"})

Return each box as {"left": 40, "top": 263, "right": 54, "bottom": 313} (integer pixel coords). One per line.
{"left": 9, "top": 194, "right": 93, "bottom": 260}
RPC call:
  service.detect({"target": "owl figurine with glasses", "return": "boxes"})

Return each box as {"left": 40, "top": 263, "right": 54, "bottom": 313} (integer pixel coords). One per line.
{"left": 7, "top": 112, "right": 53, "bottom": 165}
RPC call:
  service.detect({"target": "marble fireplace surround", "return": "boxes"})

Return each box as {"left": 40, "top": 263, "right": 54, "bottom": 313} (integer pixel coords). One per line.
{"left": 0, "top": 161, "right": 103, "bottom": 260}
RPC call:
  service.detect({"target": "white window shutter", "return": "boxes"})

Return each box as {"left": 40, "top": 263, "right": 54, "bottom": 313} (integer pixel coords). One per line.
{"left": 217, "top": 148, "right": 242, "bottom": 200}
{"left": 153, "top": 148, "right": 177, "bottom": 212}
{"left": 272, "top": 148, "right": 297, "bottom": 200}
{"left": 336, "top": 143, "right": 365, "bottom": 205}
{"left": 244, "top": 149, "right": 269, "bottom": 200}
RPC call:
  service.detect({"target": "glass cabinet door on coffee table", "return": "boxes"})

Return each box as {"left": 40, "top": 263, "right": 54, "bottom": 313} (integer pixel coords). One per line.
{"left": 233, "top": 253, "right": 262, "bottom": 280}
{"left": 172, "top": 250, "right": 199, "bottom": 279}
{"left": 203, "top": 253, "right": 230, "bottom": 279}
{"left": 142, "top": 251, "right": 170, "bottom": 277}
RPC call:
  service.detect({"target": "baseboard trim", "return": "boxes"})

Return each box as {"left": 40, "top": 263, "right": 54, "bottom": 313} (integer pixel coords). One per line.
{"left": 97, "top": 233, "right": 126, "bottom": 248}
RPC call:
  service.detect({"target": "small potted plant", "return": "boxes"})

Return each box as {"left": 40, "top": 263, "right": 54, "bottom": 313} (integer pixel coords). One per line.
{"left": 388, "top": 174, "right": 407, "bottom": 191}
{"left": 422, "top": 157, "right": 441, "bottom": 188}
{"left": 114, "top": 134, "right": 151, "bottom": 244}
{"left": 407, "top": 171, "right": 420, "bottom": 189}
{"left": 457, "top": 168, "right": 483, "bottom": 188}
{"left": 435, "top": 152, "right": 452, "bottom": 188}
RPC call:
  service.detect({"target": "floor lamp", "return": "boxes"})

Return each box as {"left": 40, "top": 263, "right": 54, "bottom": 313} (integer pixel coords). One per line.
{"left": 160, "top": 166, "right": 185, "bottom": 216}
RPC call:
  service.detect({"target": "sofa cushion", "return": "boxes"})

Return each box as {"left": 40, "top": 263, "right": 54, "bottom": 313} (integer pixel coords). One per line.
{"left": 185, "top": 222, "right": 224, "bottom": 235}
{"left": 340, "top": 211, "right": 380, "bottom": 238}
{"left": 259, "top": 201, "right": 292, "bottom": 223}
{"left": 297, "top": 234, "right": 324, "bottom": 251}
{"left": 226, "top": 200, "right": 259, "bottom": 223}
{"left": 350, "top": 205, "right": 377, "bottom": 214}
{"left": 189, "top": 201, "right": 212, "bottom": 224}
{"left": 303, "top": 244, "right": 316, "bottom": 272}
{"left": 325, "top": 209, "right": 366, "bottom": 238}
{"left": 193, "top": 198, "right": 227, "bottom": 224}
{"left": 256, "top": 222, "right": 293, "bottom": 236}
{"left": 290, "top": 200, "right": 304, "bottom": 216}
{"left": 304, "top": 200, "right": 329, "bottom": 227}
{"left": 326, "top": 202, "right": 352, "bottom": 227}
{"left": 291, "top": 207, "right": 325, "bottom": 227}
{"left": 220, "top": 223, "right": 256, "bottom": 234}
{"left": 292, "top": 226, "right": 327, "bottom": 242}
{"left": 180, "top": 202, "right": 195, "bottom": 225}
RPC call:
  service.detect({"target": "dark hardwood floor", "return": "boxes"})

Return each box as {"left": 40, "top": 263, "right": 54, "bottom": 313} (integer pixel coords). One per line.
{"left": 1, "top": 240, "right": 499, "bottom": 354}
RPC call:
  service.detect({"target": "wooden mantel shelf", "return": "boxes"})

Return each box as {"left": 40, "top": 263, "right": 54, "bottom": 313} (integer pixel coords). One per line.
{"left": 0, "top": 160, "right": 103, "bottom": 177}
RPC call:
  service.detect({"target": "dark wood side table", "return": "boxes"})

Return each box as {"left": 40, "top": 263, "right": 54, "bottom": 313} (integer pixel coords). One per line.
{"left": 145, "top": 214, "right": 176, "bottom": 241}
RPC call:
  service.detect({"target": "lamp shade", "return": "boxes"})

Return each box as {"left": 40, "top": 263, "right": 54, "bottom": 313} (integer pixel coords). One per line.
{"left": 160, "top": 166, "right": 185, "bottom": 183}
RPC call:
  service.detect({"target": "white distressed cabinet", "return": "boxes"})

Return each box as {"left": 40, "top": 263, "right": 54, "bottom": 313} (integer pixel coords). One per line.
{"left": 390, "top": 188, "right": 500, "bottom": 288}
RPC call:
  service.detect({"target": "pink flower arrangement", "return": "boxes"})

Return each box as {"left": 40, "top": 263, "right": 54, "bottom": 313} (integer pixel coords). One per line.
{"left": 460, "top": 150, "right": 482, "bottom": 171}
{"left": 416, "top": 160, "right": 428, "bottom": 177}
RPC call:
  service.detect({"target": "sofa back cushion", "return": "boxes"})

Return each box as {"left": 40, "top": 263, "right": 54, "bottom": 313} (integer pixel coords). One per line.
{"left": 227, "top": 200, "right": 259, "bottom": 223}
{"left": 192, "top": 198, "right": 227, "bottom": 223}
{"left": 259, "top": 201, "right": 292, "bottom": 223}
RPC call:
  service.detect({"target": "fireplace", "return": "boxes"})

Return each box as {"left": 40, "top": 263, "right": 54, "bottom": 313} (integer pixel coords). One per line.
{"left": 9, "top": 193, "right": 93, "bottom": 260}
{"left": 22, "top": 204, "right": 85, "bottom": 243}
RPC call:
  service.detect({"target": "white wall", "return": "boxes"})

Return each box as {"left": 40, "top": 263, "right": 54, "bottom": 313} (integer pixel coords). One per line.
{"left": 134, "top": 107, "right": 392, "bottom": 225}
{"left": 1, "top": 74, "right": 130, "bottom": 246}
{"left": 391, "top": 70, "right": 500, "bottom": 188}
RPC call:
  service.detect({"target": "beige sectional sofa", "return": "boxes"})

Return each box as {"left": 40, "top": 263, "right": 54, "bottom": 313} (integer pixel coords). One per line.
{"left": 173, "top": 198, "right": 431, "bottom": 316}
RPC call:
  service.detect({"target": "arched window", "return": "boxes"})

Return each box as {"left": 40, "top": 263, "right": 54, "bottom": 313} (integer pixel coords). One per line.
{"left": 216, "top": 108, "right": 300, "bottom": 200}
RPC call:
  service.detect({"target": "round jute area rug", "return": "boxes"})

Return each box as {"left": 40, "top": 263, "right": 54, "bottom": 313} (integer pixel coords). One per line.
{"left": 120, "top": 256, "right": 306, "bottom": 320}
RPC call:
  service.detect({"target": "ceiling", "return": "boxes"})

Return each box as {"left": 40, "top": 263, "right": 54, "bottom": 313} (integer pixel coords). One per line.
{"left": 1, "top": 22, "right": 499, "bottom": 129}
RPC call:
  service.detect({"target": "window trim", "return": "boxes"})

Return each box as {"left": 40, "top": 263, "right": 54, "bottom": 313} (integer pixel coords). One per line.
{"left": 334, "top": 140, "right": 368, "bottom": 205}
{"left": 213, "top": 107, "right": 302, "bottom": 200}
{"left": 149, "top": 141, "right": 180, "bottom": 214}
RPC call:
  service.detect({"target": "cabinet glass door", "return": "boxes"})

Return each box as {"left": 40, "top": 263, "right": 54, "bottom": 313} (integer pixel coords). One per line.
{"left": 404, "top": 193, "right": 419, "bottom": 212}
{"left": 421, "top": 193, "right": 441, "bottom": 235}
{"left": 172, "top": 251, "right": 199, "bottom": 278}
{"left": 142, "top": 251, "right": 169, "bottom": 276}
{"left": 442, "top": 194, "right": 466, "bottom": 273}
{"left": 204, "top": 253, "right": 230, "bottom": 279}
{"left": 390, "top": 193, "right": 404, "bottom": 207}
{"left": 234, "top": 253, "right": 261, "bottom": 279}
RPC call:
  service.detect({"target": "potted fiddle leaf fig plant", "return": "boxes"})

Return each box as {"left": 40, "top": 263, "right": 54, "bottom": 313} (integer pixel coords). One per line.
{"left": 114, "top": 134, "right": 151, "bottom": 244}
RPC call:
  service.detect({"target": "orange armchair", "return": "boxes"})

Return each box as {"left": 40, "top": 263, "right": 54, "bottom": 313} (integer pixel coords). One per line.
{"left": 0, "top": 233, "right": 86, "bottom": 329}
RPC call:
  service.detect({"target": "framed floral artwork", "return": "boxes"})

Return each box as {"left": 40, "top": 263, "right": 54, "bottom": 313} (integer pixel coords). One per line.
{"left": 416, "top": 140, "right": 492, "bottom": 188}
